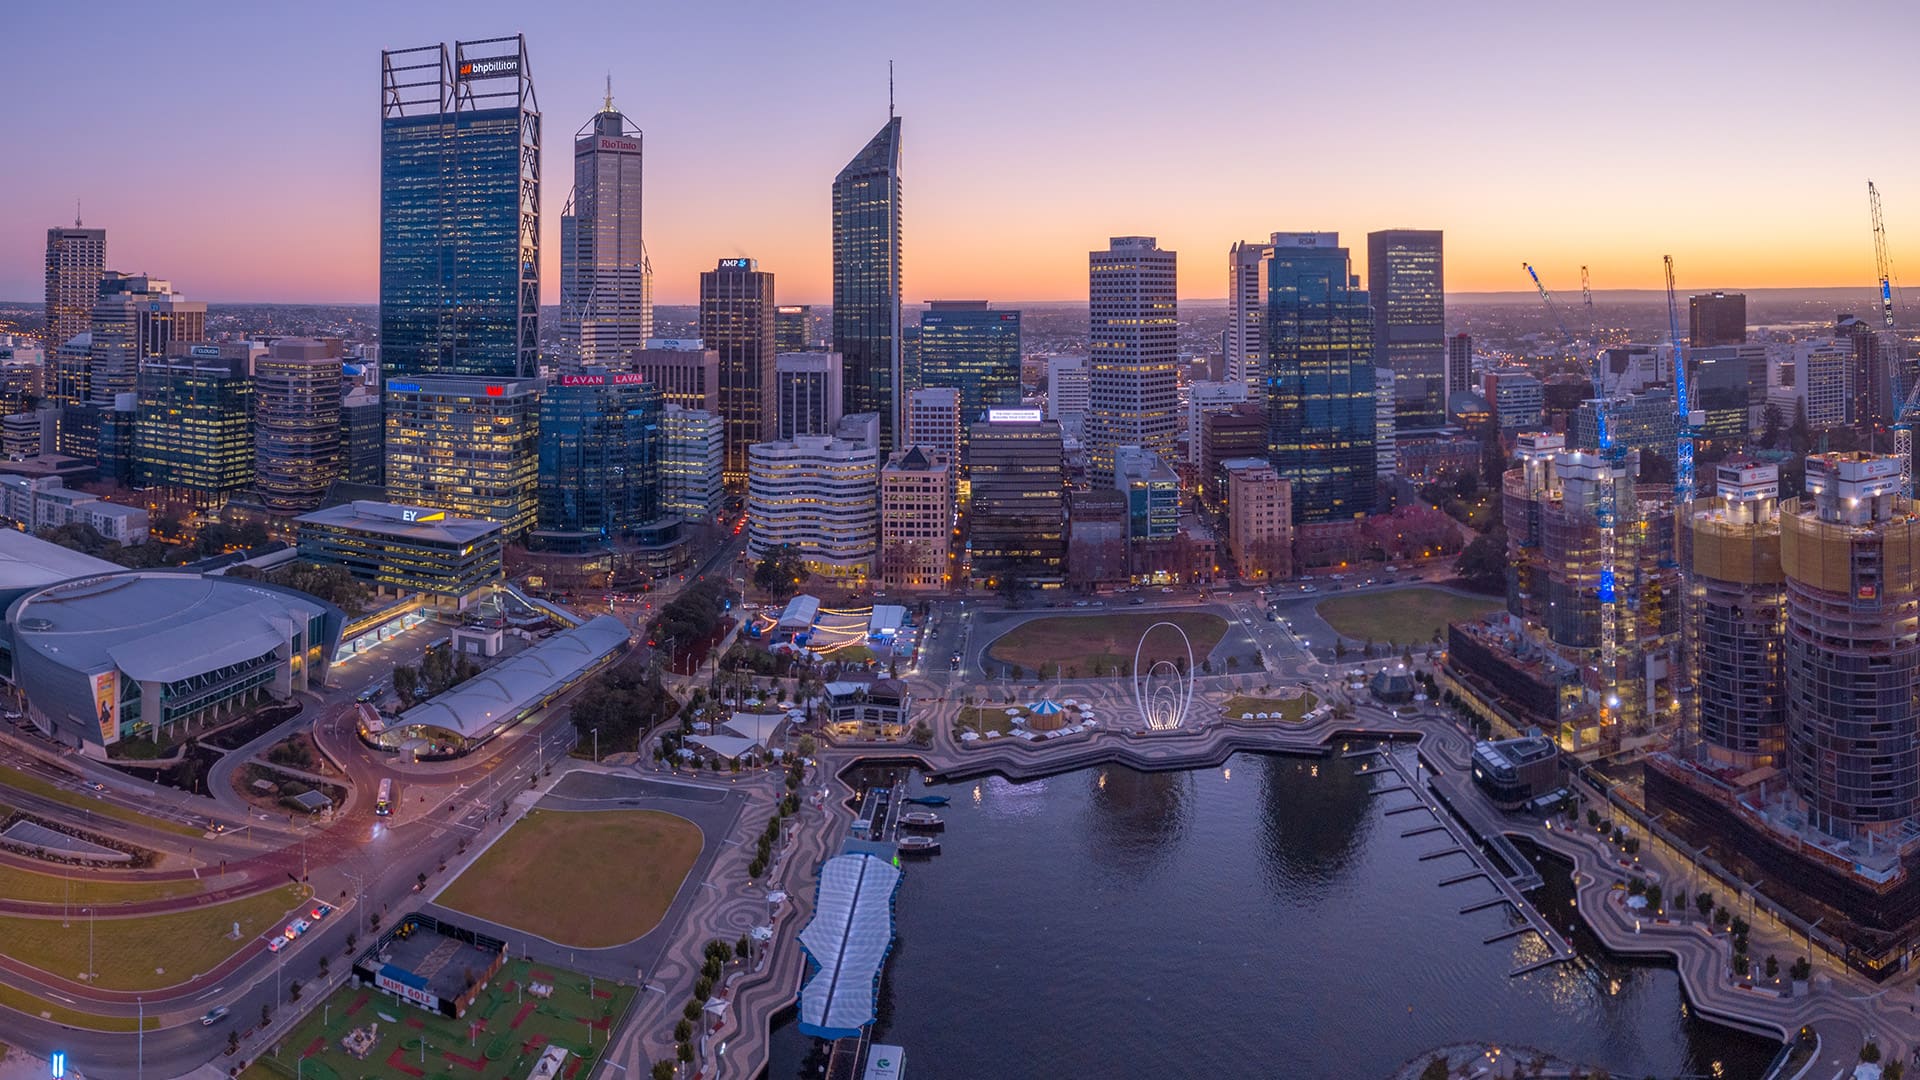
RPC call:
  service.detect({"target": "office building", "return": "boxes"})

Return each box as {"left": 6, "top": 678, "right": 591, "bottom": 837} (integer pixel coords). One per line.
{"left": 1838, "top": 315, "right": 1899, "bottom": 428}
{"left": 775, "top": 352, "right": 844, "bottom": 440}
{"left": 340, "top": 387, "right": 384, "bottom": 486}
{"left": 558, "top": 87, "right": 651, "bottom": 371}
{"left": 1447, "top": 333, "right": 1473, "bottom": 396}
{"left": 1088, "top": 236, "right": 1178, "bottom": 481}
{"left": 879, "top": 447, "right": 953, "bottom": 591}
{"left": 383, "top": 376, "right": 542, "bottom": 536}
{"left": 297, "top": 500, "right": 504, "bottom": 601}
{"left": 1573, "top": 389, "right": 1678, "bottom": 460}
{"left": 1046, "top": 356, "right": 1090, "bottom": 428}
{"left": 1483, "top": 368, "right": 1544, "bottom": 431}
{"left": 1200, "top": 402, "right": 1267, "bottom": 509}
{"left": 746, "top": 414, "right": 880, "bottom": 582}
{"left": 1368, "top": 229, "right": 1446, "bottom": 431}
{"left": 1264, "top": 233, "right": 1376, "bottom": 524}
{"left": 1185, "top": 380, "right": 1248, "bottom": 466}
{"left": 903, "top": 388, "right": 961, "bottom": 464}
{"left": 1223, "top": 458, "right": 1293, "bottom": 582}
{"left": 968, "top": 412, "right": 1065, "bottom": 588}
{"left": 832, "top": 116, "right": 903, "bottom": 452}
{"left": 1688, "top": 291, "right": 1746, "bottom": 348}
{"left": 775, "top": 305, "right": 815, "bottom": 353}
{"left": 1689, "top": 345, "right": 1759, "bottom": 441}
{"left": 254, "top": 338, "right": 344, "bottom": 515}
{"left": 0, "top": 475, "right": 147, "bottom": 544}
{"left": 2, "top": 410, "right": 56, "bottom": 461}
{"left": 660, "top": 405, "right": 724, "bottom": 523}
{"left": 1780, "top": 453, "right": 1920, "bottom": 838}
{"left": 0, "top": 342, "right": 44, "bottom": 419}
{"left": 134, "top": 353, "right": 254, "bottom": 509}
{"left": 1684, "top": 461, "right": 1786, "bottom": 771}
{"left": 1227, "top": 237, "right": 1275, "bottom": 391}
{"left": 44, "top": 224, "right": 104, "bottom": 362}
{"left": 87, "top": 274, "right": 207, "bottom": 406}
{"left": 52, "top": 333, "right": 91, "bottom": 424}
{"left": 378, "top": 37, "right": 538, "bottom": 380}
{"left": 537, "top": 370, "right": 661, "bottom": 538}
{"left": 700, "top": 258, "right": 776, "bottom": 487}
{"left": 917, "top": 301, "right": 1021, "bottom": 455}
{"left": 633, "top": 340, "right": 719, "bottom": 413}
{"left": 1114, "top": 445, "right": 1178, "bottom": 541}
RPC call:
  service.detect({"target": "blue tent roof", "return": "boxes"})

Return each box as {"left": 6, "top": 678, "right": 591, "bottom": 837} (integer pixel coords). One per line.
{"left": 1030, "top": 698, "right": 1063, "bottom": 715}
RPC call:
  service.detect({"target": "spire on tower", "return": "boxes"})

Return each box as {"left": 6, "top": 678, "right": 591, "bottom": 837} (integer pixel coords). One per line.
{"left": 603, "top": 74, "right": 615, "bottom": 114}
{"left": 888, "top": 60, "right": 894, "bottom": 119}
{"left": 74, "top": 199, "right": 81, "bottom": 228}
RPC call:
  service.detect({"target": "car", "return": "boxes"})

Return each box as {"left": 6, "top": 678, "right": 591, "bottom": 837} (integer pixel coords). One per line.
{"left": 201, "top": 1006, "right": 230, "bottom": 1026}
{"left": 1160, "top": 586, "right": 1175, "bottom": 594}
{"left": 1129, "top": 597, "right": 1145, "bottom": 605}
{"left": 949, "top": 652, "right": 962, "bottom": 669}
{"left": 1300, "top": 585, "right": 1318, "bottom": 593}
{"left": 88, "top": 782, "right": 107, "bottom": 793}
{"left": 267, "top": 936, "right": 285, "bottom": 953}
{"left": 310, "top": 904, "right": 332, "bottom": 920}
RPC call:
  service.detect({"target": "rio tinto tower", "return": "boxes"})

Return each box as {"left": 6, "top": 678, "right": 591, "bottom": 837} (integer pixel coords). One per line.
{"left": 559, "top": 80, "right": 652, "bottom": 371}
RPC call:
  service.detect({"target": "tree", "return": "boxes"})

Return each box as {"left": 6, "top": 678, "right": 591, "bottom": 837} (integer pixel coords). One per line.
{"left": 652, "top": 1061, "right": 676, "bottom": 1080}
{"left": 228, "top": 1031, "right": 240, "bottom": 1054}
{"left": 674, "top": 1019, "right": 692, "bottom": 1043}
{"left": 1760, "top": 401, "right": 1785, "bottom": 449}
{"left": 677, "top": 1043, "right": 693, "bottom": 1066}
{"left": 392, "top": 666, "right": 420, "bottom": 708}
{"left": 1455, "top": 527, "right": 1508, "bottom": 595}
{"left": 1765, "top": 954, "right": 1779, "bottom": 980}
{"left": 753, "top": 546, "right": 809, "bottom": 600}
{"left": 1420, "top": 1057, "right": 1450, "bottom": 1080}
{"left": 1695, "top": 892, "right": 1713, "bottom": 920}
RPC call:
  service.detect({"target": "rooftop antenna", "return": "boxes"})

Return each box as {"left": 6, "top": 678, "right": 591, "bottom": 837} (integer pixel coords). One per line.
{"left": 603, "top": 73, "right": 614, "bottom": 114}
{"left": 74, "top": 199, "right": 81, "bottom": 228}
{"left": 888, "top": 60, "right": 894, "bottom": 119}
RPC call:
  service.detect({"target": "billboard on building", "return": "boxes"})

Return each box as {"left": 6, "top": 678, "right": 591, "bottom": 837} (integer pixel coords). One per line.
{"left": 91, "top": 670, "right": 119, "bottom": 745}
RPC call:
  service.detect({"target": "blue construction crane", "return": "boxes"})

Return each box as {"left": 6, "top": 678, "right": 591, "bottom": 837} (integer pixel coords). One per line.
{"left": 1664, "top": 255, "right": 1695, "bottom": 506}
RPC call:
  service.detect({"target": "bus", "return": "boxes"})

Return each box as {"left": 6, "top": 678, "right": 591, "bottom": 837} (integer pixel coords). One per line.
{"left": 375, "top": 778, "right": 394, "bottom": 817}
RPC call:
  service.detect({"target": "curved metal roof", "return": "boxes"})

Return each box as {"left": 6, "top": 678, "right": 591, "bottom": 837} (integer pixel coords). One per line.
{"left": 392, "top": 615, "right": 629, "bottom": 740}
{"left": 796, "top": 852, "right": 900, "bottom": 1040}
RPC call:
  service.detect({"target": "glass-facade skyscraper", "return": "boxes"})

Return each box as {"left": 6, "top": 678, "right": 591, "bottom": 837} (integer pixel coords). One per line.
{"left": 1265, "top": 233, "right": 1377, "bottom": 524}
{"left": 832, "top": 116, "right": 903, "bottom": 453}
{"left": 379, "top": 37, "right": 539, "bottom": 380}
{"left": 699, "top": 258, "right": 776, "bottom": 488}
{"left": 917, "top": 301, "right": 1020, "bottom": 461}
{"left": 1367, "top": 229, "right": 1445, "bottom": 432}
{"left": 537, "top": 371, "right": 661, "bottom": 538}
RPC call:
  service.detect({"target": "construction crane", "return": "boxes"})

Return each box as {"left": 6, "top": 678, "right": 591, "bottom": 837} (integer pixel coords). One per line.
{"left": 1875, "top": 182, "right": 1920, "bottom": 496}
{"left": 1665, "top": 255, "right": 1695, "bottom": 506}
{"left": 1523, "top": 262, "right": 1575, "bottom": 349}
{"left": 1527, "top": 265, "right": 1625, "bottom": 729}
{"left": 1580, "top": 265, "right": 1597, "bottom": 342}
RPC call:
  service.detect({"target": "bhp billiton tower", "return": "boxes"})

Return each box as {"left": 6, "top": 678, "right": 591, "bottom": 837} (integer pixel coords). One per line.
{"left": 379, "top": 36, "right": 544, "bottom": 535}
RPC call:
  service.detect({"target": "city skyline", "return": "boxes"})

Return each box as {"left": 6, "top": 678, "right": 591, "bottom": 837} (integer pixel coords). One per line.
{"left": 7, "top": 1, "right": 1920, "bottom": 306}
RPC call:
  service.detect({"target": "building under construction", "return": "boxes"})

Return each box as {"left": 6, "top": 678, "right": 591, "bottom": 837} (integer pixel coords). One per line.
{"left": 1497, "top": 432, "right": 1681, "bottom": 747}
{"left": 1648, "top": 452, "right": 1920, "bottom": 977}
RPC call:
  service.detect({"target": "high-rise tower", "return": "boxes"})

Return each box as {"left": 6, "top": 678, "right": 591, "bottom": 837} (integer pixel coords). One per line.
{"left": 44, "top": 222, "right": 104, "bottom": 359}
{"left": 1227, "top": 238, "right": 1275, "bottom": 392}
{"left": 1087, "top": 236, "right": 1178, "bottom": 482}
{"left": 254, "top": 338, "right": 345, "bottom": 515}
{"left": 380, "top": 37, "right": 543, "bottom": 532}
{"left": 832, "top": 115, "right": 903, "bottom": 453}
{"left": 1367, "top": 229, "right": 1445, "bottom": 433}
{"left": 1265, "top": 233, "right": 1375, "bottom": 523}
{"left": 700, "top": 258, "right": 776, "bottom": 488}
{"left": 379, "top": 37, "right": 539, "bottom": 380}
{"left": 559, "top": 81, "right": 651, "bottom": 371}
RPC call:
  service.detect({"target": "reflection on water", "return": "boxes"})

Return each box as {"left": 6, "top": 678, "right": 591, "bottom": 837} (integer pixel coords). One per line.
{"left": 767, "top": 752, "right": 1778, "bottom": 1079}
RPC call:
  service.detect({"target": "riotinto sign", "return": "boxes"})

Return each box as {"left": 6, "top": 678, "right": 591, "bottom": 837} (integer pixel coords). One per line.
{"left": 459, "top": 55, "right": 520, "bottom": 80}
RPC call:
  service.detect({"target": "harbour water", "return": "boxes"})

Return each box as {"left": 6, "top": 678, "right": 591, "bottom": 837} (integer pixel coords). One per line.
{"left": 766, "top": 749, "right": 1779, "bottom": 1078}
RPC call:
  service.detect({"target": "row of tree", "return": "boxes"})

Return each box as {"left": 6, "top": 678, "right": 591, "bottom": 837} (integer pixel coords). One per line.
{"left": 569, "top": 656, "right": 678, "bottom": 755}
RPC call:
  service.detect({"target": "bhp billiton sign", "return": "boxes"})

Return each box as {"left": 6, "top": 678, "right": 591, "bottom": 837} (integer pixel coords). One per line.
{"left": 458, "top": 55, "right": 520, "bottom": 81}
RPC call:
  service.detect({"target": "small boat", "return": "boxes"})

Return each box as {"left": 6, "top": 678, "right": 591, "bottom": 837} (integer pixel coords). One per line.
{"left": 899, "top": 811, "right": 944, "bottom": 830}
{"left": 905, "top": 795, "right": 950, "bottom": 806}
{"left": 897, "top": 835, "right": 940, "bottom": 855}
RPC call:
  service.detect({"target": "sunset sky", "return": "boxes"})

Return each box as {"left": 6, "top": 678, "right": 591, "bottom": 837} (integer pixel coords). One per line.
{"left": 5, "top": 0, "right": 1918, "bottom": 306}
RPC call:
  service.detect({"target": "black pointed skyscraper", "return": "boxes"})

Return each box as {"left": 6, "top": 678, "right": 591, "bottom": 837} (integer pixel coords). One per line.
{"left": 832, "top": 115, "right": 903, "bottom": 453}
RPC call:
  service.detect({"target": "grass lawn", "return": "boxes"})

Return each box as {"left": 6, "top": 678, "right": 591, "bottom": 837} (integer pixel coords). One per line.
{"left": 954, "top": 707, "right": 1021, "bottom": 736}
{"left": 1315, "top": 587, "right": 1498, "bottom": 647}
{"left": 437, "top": 809, "right": 702, "bottom": 948}
{"left": 986, "top": 612, "right": 1229, "bottom": 676}
{"left": 242, "top": 958, "right": 632, "bottom": 1080}
{"left": 0, "top": 883, "right": 307, "bottom": 990}
{"left": 0, "top": 764, "right": 204, "bottom": 839}
{"left": 1221, "top": 693, "right": 1319, "bottom": 723}
{"left": 0, "top": 981, "right": 156, "bottom": 1032}
{"left": 0, "top": 862, "right": 205, "bottom": 906}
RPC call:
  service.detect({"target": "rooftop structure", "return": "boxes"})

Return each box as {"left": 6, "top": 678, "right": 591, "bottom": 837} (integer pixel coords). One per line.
{"left": 296, "top": 500, "right": 504, "bottom": 601}
{"left": 796, "top": 852, "right": 902, "bottom": 1039}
